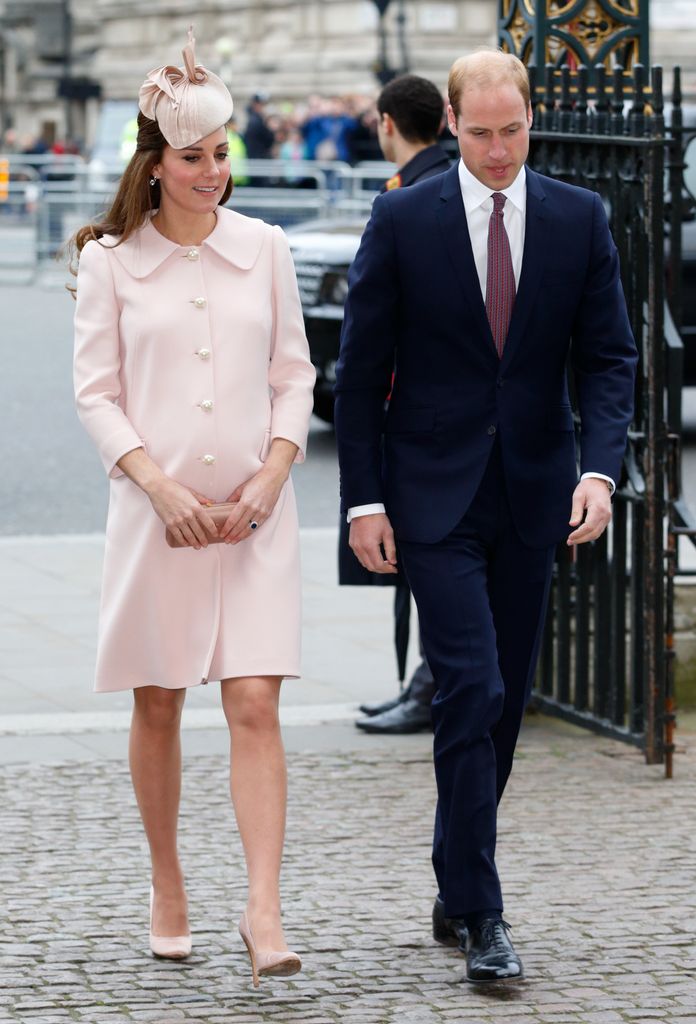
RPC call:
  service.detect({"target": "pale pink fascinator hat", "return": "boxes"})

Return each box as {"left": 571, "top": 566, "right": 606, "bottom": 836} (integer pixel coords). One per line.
{"left": 138, "top": 27, "right": 233, "bottom": 149}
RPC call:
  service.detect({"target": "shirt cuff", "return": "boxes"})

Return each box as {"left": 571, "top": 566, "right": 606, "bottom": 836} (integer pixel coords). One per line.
{"left": 581, "top": 472, "right": 615, "bottom": 496}
{"left": 346, "top": 503, "right": 386, "bottom": 523}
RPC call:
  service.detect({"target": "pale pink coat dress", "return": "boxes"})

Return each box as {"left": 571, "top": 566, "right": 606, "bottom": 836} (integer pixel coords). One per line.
{"left": 73, "top": 207, "right": 315, "bottom": 692}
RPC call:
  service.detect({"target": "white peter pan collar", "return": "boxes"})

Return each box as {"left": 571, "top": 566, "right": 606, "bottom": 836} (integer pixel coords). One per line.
{"left": 105, "top": 206, "right": 267, "bottom": 279}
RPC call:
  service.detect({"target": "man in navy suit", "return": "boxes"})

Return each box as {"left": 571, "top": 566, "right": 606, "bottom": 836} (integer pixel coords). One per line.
{"left": 334, "top": 51, "right": 637, "bottom": 983}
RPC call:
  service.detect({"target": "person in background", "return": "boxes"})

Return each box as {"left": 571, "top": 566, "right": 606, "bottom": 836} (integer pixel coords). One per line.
{"left": 340, "top": 74, "right": 451, "bottom": 736}
{"left": 226, "top": 115, "right": 249, "bottom": 185}
{"left": 1, "top": 127, "right": 19, "bottom": 152}
{"left": 243, "top": 92, "right": 275, "bottom": 159}
{"left": 278, "top": 126, "right": 307, "bottom": 185}
{"left": 120, "top": 117, "right": 139, "bottom": 162}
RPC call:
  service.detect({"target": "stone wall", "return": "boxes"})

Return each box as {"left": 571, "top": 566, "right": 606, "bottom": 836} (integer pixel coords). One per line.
{"left": 89, "top": 0, "right": 496, "bottom": 107}
{"left": 1, "top": 1, "right": 694, "bottom": 147}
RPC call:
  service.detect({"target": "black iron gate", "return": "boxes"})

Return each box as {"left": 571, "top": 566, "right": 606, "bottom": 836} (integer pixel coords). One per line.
{"left": 526, "top": 62, "right": 694, "bottom": 775}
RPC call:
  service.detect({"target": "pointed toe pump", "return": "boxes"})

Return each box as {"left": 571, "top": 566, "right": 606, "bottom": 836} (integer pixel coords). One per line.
{"left": 238, "top": 910, "right": 302, "bottom": 988}
{"left": 149, "top": 886, "right": 192, "bottom": 960}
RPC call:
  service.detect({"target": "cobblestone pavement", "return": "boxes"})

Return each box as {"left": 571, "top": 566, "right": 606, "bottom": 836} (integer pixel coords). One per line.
{"left": 2, "top": 719, "right": 695, "bottom": 1024}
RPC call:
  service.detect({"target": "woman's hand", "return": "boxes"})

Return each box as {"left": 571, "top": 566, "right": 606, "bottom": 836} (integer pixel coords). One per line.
{"left": 147, "top": 478, "right": 219, "bottom": 549}
{"left": 117, "top": 448, "right": 218, "bottom": 548}
{"left": 220, "top": 438, "right": 298, "bottom": 544}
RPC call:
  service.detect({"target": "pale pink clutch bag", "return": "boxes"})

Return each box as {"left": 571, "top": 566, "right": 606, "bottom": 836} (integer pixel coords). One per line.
{"left": 165, "top": 502, "right": 238, "bottom": 548}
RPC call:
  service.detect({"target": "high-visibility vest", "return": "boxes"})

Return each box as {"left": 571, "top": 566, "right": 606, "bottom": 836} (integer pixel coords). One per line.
{"left": 227, "top": 129, "right": 249, "bottom": 186}
{"left": 0, "top": 159, "right": 9, "bottom": 202}
{"left": 120, "top": 119, "right": 139, "bottom": 162}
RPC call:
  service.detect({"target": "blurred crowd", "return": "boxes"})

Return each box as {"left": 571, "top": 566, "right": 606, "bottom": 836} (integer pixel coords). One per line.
{"left": 1, "top": 127, "right": 83, "bottom": 160}
{"left": 0, "top": 88, "right": 451, "bottom": 182}
{"left": 234, "top": 91, "right": 383, "bottom": 166}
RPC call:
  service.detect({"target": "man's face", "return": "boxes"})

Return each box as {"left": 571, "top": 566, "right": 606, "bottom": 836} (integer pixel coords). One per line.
{"left": 447, "top": 82, "right": 532, "bottom": 191}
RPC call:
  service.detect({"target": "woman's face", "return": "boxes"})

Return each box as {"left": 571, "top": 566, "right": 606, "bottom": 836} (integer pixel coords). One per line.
{"left": 152, "top": 127, "right": 230, "bottom": 217}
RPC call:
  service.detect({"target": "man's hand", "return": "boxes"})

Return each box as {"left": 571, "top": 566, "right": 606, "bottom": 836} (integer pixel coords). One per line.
{"left": 349, "top": 513, "right": 398, "bottom": 574}
{"left": 567, "top": 478, "right": 613, "bottom": 546}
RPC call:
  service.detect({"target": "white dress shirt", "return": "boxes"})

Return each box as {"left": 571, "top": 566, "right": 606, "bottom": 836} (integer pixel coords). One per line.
{"left": 348, "top": 160, "right": 613, "bottom": 522}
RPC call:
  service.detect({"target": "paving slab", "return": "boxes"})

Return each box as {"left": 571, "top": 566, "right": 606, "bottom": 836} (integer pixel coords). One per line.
{"left": 1, "top": 528, "right": 695, "bottom": 1022}
{"left": 1, "top": 720, "right": 695, "bottom": 1023}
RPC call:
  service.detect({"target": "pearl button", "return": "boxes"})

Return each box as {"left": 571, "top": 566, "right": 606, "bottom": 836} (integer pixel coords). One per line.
{"left": 196, "top": 348, "right": 211, "bottom": 359}
{"left": 186, "top": 249, "right": 199, "bottom": 261}
{"left": 200, "top": 399, "right": 213, "bottom": 411}
{"left": 202, "top": 454, "right": 216, "bottom": 465}
{"left": 192, "top": 296, "right": 207, "bottom": 308}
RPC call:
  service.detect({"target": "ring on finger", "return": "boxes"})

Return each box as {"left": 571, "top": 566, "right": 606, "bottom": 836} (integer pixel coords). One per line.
{"left": 249, "top": 520, "right": 259, "bottom": 531}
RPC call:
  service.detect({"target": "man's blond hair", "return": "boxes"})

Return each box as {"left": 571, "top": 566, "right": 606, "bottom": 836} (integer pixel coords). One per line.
{"left": 448, "top": 50, "right": 530, "bottom": 118}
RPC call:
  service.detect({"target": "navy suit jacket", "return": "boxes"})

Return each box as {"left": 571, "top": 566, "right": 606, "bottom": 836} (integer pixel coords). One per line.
{"left": 334, "top": 163, "right": 638, "bottom": 549}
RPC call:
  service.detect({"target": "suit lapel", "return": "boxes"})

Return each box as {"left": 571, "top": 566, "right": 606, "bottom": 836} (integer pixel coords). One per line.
{"left": 500, "top": 168, "right": 549, "bottom": 369}
{"left": 437, "top": 165, "right": 498, "bottom": 367}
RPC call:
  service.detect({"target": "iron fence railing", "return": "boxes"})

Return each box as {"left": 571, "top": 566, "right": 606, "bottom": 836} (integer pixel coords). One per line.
{"left": 527, "top": 62, "right": 695, "bottom": 777}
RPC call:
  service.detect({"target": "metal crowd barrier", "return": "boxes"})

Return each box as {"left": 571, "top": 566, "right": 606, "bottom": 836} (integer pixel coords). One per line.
{"left": 0, "top": 155, "right": 389, "bottom": 282}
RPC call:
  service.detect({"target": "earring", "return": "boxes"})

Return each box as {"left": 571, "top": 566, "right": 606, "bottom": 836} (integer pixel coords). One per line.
{"left": 149, "top": 177, "right": 157, "bottom": 186}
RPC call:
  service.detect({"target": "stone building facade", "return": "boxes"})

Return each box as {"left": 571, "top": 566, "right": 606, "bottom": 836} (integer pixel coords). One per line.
{"left": 0, "top": 0, "right": 694, "bottom": 149}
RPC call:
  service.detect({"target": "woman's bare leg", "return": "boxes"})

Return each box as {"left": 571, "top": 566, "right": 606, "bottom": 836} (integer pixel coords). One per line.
{"left": 221, "top": 675, "right": 289, "bottom": 950}
{"left": 129, "top": 685, "right": 189, "bottom": 936}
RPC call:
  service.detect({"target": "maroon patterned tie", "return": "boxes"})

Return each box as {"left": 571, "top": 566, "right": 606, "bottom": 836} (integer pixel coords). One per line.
{"left": 485, "top": 192, "right": 516, "bottom": 359}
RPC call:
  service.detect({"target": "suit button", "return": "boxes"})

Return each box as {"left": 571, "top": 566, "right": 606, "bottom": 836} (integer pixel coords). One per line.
{"left": 202, "top": 454, "right": 216, "bottom": 465}
{"left": 196, "top": 348, "right": 211, "bottom": 359}
{"left": 200, "top": 399, "right": 213, "bottom": 411}
{"left": 191, "top": 296, "right": 207, "bottom": 308}
{"left": 487, "top": 425, "right": 497, "bottom": 436}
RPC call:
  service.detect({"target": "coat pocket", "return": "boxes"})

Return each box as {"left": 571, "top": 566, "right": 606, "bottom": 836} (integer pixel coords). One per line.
{"left": 259, "top": 428, "right": 272, "bottom": 461}
{"left": 383, "top": 406, "right": 437, "bottom": 434}
{"left": 546, "top": 406, "right": 575, "bottom": 432}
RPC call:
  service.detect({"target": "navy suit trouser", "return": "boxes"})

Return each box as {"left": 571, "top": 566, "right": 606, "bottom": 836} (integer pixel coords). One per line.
{"left": 398, "top": 440, "right": 555, "bottom": 918}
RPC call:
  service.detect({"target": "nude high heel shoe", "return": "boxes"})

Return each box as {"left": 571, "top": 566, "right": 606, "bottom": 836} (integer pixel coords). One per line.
{"left": 149, "top": 886, "right": 192, "bottom": 960}
{"left": 238, "top": 910, "right": 302, "bottom": 988}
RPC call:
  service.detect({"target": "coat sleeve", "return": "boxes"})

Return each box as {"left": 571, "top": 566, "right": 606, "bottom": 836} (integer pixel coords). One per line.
{"left": 570, "top": 192, "right": 638, "bottom": 483}
{"left": 333, "top": 194, "right": 399, "bottom": 512}
{"left": 268, "top": 225, "right": 316, "bottom": 463}
{"left": 73, "top": 239, "right": 146, "bottom": 478}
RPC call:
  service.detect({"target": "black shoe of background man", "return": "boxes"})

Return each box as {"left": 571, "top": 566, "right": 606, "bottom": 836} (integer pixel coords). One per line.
{"left": 465, "top": 918, "right": 523, "bottom": 983}
{"left": 358, "top": 690, "right": 408, "bottom": 717}
{"left": 432, "top": 896, "right": 467, "bottom": 948}
{"left": 355, "top": 698, "right": 432, "bottom": 734}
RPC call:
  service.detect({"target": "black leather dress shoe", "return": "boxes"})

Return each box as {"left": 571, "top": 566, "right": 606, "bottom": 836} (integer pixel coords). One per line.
{"left": 355, "top": 698, "right": 432, "bottom": 734}
{"left": 432, "top": 897, "right": 467, "bottom": 948}
{"left": 465, "top": 919, "right": 523, "bottom": 983}
{"left": 358, "top": 692, "right": 406, "bottom": 717}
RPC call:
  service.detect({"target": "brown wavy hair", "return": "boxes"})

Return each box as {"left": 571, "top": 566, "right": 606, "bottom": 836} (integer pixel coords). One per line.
{"left": 67, "top": 112, "right": 232, "bottom": 293}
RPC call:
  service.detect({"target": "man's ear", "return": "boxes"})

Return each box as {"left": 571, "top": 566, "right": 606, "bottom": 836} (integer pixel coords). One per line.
{"left": 446, "top": 103, "right": 457, "bottom": 136}
{"left": 381, "top": 112, "right": 394, "bottom": 136}
{"left": 527, "top": 103, "right": 533, "bottom": 129}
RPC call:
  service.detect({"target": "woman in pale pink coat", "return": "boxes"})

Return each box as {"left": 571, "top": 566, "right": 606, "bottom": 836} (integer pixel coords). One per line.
{"left": 71, "top": 31, "right": 314, "bottom": 984}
